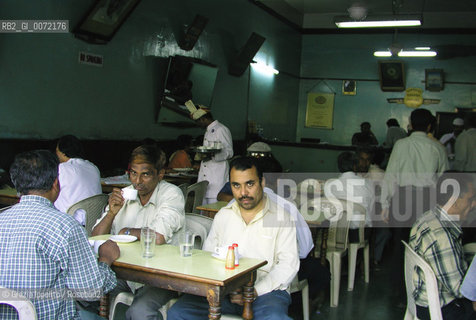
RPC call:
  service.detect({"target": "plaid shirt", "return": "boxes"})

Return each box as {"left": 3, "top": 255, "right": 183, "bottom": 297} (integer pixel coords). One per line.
{"left": 0, "top": 195, "right": 116, "bottom": 320}
{"left": 409, "top": 205, "right": 467, "bottom": 307}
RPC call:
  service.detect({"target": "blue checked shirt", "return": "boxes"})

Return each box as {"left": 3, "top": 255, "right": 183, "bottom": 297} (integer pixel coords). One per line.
{"left": 0, "top": 195, "right": 117, "bottom": 320}
{"left": 409, "top": 205, "right": 467, "bottom": 308}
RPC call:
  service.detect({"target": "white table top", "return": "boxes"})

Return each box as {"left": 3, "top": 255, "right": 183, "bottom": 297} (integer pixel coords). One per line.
{"left": 90, "top": 235, "right": 266, "bottom": 285}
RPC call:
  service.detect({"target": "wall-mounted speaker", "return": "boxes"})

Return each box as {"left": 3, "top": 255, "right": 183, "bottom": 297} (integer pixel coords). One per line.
{"left": 179, "top": 15, "right": 208, "bottom": 51}
{"left": 228, "top": 32, "right": 266, "bottom": 77}
{"left": 379, "top": 61, "right": 405, "bottom": 92}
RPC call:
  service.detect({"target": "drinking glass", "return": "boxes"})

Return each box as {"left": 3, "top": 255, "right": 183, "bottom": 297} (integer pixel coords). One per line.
{"left": 179, "top": 231, "right": 194, "bottom": 257}
{"left": 141, "top": 227, "right": 156, "bottom": 258}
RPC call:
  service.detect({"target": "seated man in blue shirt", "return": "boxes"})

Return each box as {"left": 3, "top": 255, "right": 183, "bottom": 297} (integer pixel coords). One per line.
{"left": 0, "top": 150, "right": 119, "bottom": 320}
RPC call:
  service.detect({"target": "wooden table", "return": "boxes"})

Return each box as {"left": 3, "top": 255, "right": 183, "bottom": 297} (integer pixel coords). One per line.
{"left": 90, "top": 235, "right": 267, "bottom": 319}
{"left": 0, "top": 186, "right": 19, "bottom": 206}
{"left": 196, "top": 201, "right": 229, "bottom": 218}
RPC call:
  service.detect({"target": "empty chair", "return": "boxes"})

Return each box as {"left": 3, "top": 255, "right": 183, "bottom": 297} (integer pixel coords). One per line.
{"left": 184, "top": 213, "right": 213, "bottom": 249}
{"left": 66, "top": 194, "right": 109, "bottom": 236}
{"left": 310, "top": 197, "right": 351, "bottom": 307}
{"left": 0, "top": 287, "right": 37, "bottom": 319}
{"left": 402, "top": 240, "right": 443, "bottom": 320}
{"left": 347, "top": 201, "right": 370, "bottom": 291}
{"left": 184, "top": 181, "right": 209, "bottom": 214}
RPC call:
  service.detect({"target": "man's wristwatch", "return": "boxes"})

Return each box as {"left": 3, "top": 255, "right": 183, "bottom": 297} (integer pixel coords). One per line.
{"left": 124, "top": 228, "right": 131, "bottom": 235}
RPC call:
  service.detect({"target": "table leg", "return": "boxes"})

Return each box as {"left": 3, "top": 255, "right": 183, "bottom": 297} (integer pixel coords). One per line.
{"left": 207, "top": 287, "right": 221, "bottom": 320}
{"left": 99, "top": 294, "right": 109, "bottom": 318}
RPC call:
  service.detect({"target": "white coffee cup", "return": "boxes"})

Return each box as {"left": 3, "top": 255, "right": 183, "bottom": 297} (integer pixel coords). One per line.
{"left": 122, "top": 187, "right": 138, "bottom": 201}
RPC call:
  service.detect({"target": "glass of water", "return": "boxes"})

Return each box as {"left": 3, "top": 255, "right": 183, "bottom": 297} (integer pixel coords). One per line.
{"left": 141, "top": 227, "right": 156, "bottom": 258}
{"left": 179, "top": 231, "right": 194, "bottom": 257}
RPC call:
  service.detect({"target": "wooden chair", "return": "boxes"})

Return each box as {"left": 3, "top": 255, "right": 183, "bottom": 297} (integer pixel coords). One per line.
{"left": 184, "top": 181, "right": 209, "bottom": 214}
{"left": 0, "top": 287, "right": 37, "bottom": 319}
{"left": 402, "top": 240, "right": 443, "bottom": 320}
{"left": 66, "top": 194, "right": 109, "bottom": 236}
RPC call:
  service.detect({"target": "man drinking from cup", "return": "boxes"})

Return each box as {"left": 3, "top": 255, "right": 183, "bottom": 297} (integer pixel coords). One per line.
{"left": 92, "top": 144, "right": 185, "bottom": 320}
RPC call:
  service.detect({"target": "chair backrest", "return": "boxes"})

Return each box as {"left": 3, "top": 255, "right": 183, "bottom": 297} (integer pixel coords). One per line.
{"left": 67, "top": 194, "right": 109, "bottom": 237}
{"left": 0, "top": 287, "right": 37, "bottom": 319}
{"left": 184, "top": 213, "right": 213, "bottom": 249}
{"left": 402, "top": 240, "right": 443, "bottom": 320}
{"left": 177, "top": 183, "right": 190, "bottom": 198}
{"left": 185, "top": 181, "right": 209, "bottom": 214}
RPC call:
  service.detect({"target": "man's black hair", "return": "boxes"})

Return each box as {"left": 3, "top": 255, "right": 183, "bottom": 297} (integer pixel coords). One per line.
{"left": 410, "top": 109, "right": 433, "bottom": 132}
{"left": 229, "top": 156, "right": 263, "bottom": 183}
{"left": 10, "top": 150, "right": 59, "bottom": 195}
{"left": 57, "top": 135, "right": 84, "bottom": 159}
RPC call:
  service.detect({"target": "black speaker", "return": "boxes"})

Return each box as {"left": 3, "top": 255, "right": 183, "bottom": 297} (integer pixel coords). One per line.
{"left": 228, "top": 32, "right": 266, "bottom": 77}
{"left": 379, "top": 61, "right": 405, "bottom": 92}
{"left": 179, "top": 15, "right": 208, "bottom": 51}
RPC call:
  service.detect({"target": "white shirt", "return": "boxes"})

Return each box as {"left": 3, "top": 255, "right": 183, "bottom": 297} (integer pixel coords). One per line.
{"left": 323, "top": 172, "right": 375, "bottom": 229}
{"left": 440, "top": 132, "right": 456, "bottom": 156}
{"left": 384, "top": 126, "right": 407, "bottom": 148}
{"left": 198, "top": 120, "right": 233, "bottom": 199}
{"left": 454, "top": 128, "right": 476, "bottom": 172}
{"left": 95, "top": 180, "right": 185, "bottom": 243}
{"left": 54, "top": 158, "right": 102, "bottom": 224}
{"left": 382, "top": 131, "right": 449, "bottom": 208}
{"left": 203, "top": 195, "right": 299, "bottom": 296}
{"left": 230, "top": 187, "right": 314, "bottom": 259}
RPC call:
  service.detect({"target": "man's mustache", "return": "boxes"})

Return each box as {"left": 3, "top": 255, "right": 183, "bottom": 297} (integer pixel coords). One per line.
{"left": 239, "top": 196, "right": 254, "bottom": 201}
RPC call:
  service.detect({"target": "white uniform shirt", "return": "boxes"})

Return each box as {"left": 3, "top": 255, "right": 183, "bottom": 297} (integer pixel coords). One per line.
{"left": 323, "top": 172, "right": 375, "bottom": 229}
{"left": 439, "top": 132, "right": 456, "bottom": 156}
{"left": 382, "top": 131, "right": 449, "bottom": 208}
{"left": 198, "top": 120, "right": 233, "bottom": 200}
{"left": 384, "top": 126, "right": 407, "bottom": 148}
{"left": 203, "top": 195, "right": 299, "bottom": 296}
{"left": 229, "top": 187, "right": 314, "bottom": 259}
{"left": 54, "top": 158, "right": 102, "bottom": 224}
{"left": 454, "top": 128, "right": 476, "bottom": 172}
{"left": 95, "top": 180, "right": 185, "bottom": 242}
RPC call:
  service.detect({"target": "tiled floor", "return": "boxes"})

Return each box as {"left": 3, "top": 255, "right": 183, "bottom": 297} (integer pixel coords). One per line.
{"left": 289, "top": 253, "right": 406, "bottom": 320}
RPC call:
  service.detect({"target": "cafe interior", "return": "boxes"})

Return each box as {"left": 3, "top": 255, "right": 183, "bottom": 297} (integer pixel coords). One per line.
{"left": 1, "top": 0, "right": 476, "bottom": 319}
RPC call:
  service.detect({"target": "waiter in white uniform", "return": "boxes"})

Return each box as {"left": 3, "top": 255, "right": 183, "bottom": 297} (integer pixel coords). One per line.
{"left": 189, "top": 103, "right": 233, "bottom": 203}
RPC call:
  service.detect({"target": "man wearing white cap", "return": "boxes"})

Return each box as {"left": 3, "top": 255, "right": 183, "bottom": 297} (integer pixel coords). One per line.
{"left": 187, "top": 101, "right": 233, "bottom": 203}
{"left": 439, "top": 117, "right": 464, "bottom": 164}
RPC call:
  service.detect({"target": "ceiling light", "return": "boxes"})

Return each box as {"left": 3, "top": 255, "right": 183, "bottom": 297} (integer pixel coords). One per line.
{"left": 415, "top": 47, "right": 431, "bottom": 50}
{"left": 398, "top": 50, "right": 437, "bottom": 57}
{"left": 373, "top": 50, "right": 437, "bottom": 57}
{"left": 335, "top": 15, "right": 422, "bottom": 28}
{"left": 251, "top": 61, "right": 279, "bottom": 75}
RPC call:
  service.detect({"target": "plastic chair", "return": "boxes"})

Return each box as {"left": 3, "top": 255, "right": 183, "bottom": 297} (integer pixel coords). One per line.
{"left": 184, "top": 181, "right": 209, "bottom": 214}
{"left": 463, "top": 242, "right": 476, "bottom": 265}
{"left": 0, "top": 205, "right": 12, "bottom": 213}
{"left": 177, "top": 183, "right": 189, "bottom": 197}
{"left": 67, "top": 194, "right": 109, "bottom": 237}
{"left": 402, "top": 241, "right": 443, "bottom": 320}
{"left": 184, "top": 213, "right": 213, "bottom": 249}
{"left": 347, "top": 201, "right": 370, "bottom": 291}
{"left": 310, "top": 197, "right": 351, "bottom": 307}
{"left": 0, "top": 287, "right": 37, "bottom": 319}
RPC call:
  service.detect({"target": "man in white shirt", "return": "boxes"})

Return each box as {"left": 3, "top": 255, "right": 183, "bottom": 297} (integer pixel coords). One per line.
{"left": 440, "top": 118, "right": 464, "bottom": 168}
{"left": 54, "top": 135, "right": 102, "bottom": 225}
{"left": 382, "top": 108, "right": 449, "bottom": 303}
{"left": 454, "top": 114, "right": 476, "bottom": 172}
{"left": 192, "top": 107, "right": 233, "bottom": 204}
{"left": 168, "top": 156, "right": 299, "bottom": 320}
{"left": 92, "top": 144, "right": 185, "bottom": 320}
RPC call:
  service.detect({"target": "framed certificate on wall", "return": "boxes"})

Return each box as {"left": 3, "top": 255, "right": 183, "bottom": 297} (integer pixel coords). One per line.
{"left": 425, "top": 69, "right": 444, "bottom": 92}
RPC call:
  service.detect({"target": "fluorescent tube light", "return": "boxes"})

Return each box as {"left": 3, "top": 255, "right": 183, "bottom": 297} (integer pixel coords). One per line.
{"left": 251, "top": 62, "right": 279, "bottom": 75}
{"left": 374, "top": 51, "right": 393, "bottom": 57}
{"left": 335, "top": 15, "right": 422, "bottom": 28}
{"left": 398, "top": 50, "right": 437, "bottom": 57}
{"left": 415, "top": 47, "right": 431, "bottom": 50}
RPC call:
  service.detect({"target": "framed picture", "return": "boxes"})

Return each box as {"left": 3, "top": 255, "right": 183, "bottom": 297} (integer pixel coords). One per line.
{"left": 425, "top": 69, "right": 444, "bottom": 92}
{"left": 74, "top": 0, "right": 142, "bottom": 43}
{"left": 378, "top": 61, "right": 405, "bottom": 92}
{"left": 342, "top": 80, "right": 356, "bottom": 95}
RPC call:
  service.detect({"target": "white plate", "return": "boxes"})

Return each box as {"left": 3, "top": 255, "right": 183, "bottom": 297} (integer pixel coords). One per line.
{"left": 173, "top": 167, "right": 194, "bottom": 172}
{"left": 109, "top": 235, "right": 137, "bottom": 243}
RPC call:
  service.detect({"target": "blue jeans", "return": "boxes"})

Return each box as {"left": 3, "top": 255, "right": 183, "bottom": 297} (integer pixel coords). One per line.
{"left": 167, "top": 290, "right": 292, "bottom": 320}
